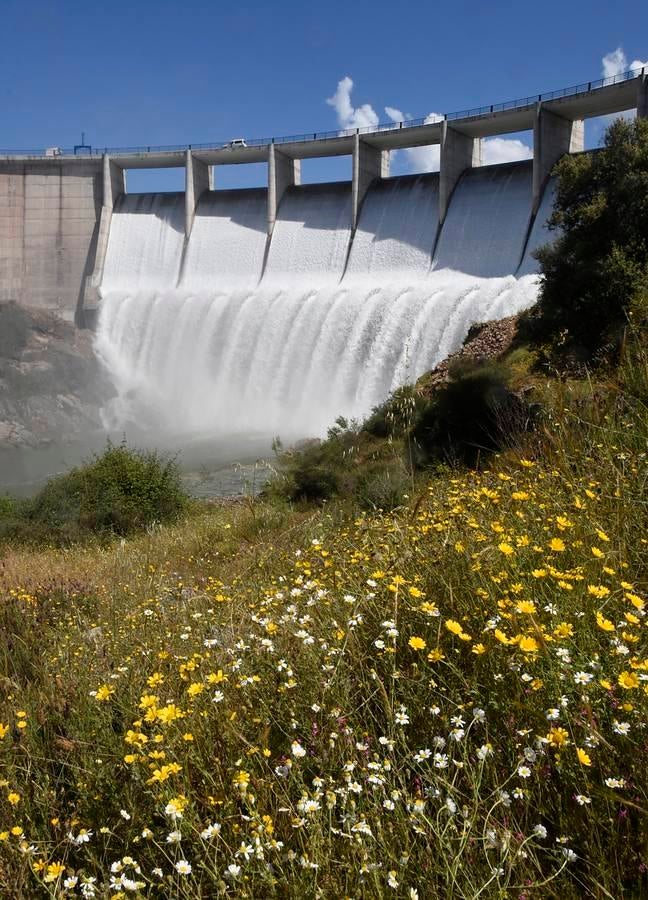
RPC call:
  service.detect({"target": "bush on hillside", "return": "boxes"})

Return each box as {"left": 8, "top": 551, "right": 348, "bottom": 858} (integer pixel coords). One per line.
{"left": 412, "top": 358, "right": 531, "bottom": 466}
{"left": 524, "top": 117, "right": 648, "bottom": 363}
{"left": 24, "top": 442, "right": 188, "bottom": 540}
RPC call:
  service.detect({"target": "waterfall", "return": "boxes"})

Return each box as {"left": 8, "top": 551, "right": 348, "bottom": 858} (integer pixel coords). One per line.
{"left": 96, "top": 160, "right": 546, "bottom": 441}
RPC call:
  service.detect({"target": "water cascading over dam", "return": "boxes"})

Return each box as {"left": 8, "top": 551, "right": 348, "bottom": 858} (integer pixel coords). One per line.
{"left": 96, "top": 160, "right": 551, "bottom": 440}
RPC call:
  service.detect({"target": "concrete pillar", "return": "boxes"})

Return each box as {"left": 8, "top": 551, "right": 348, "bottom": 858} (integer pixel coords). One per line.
{"left": 439, "top": 122, "right": 481, "bottom": 224}
{"left": 83, "top": 155, "right": 126, "bottom": 317}
{"left": 637, "top": 74, "right": 648, "bottom": 119}
{"left": 185, "top": 150, "right": 212, "bottom": 238}
{"left": 351, "top": 134, "right": 390, "bottom": 229}
{"left": 268, "top": 144, "right": 300, "bottom": 235}
{"left": 532, "top": 104, "right": 584, "bottom": 214}
{"left": 103, "top": 154, "right": 125, "bottom": 209}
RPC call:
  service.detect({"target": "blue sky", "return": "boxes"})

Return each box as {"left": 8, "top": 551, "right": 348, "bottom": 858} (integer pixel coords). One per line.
{"left": 1, "top": 0, "right": 646, "bottom": 191}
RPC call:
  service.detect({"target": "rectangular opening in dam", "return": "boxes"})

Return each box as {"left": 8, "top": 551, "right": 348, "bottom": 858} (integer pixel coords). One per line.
{"left": 481, "top": 130, "right": 533, "bottom": 166}
{"left": 584, "top": 113, "right": 628, "bottom": 149}
{"left": 214, "top": 162, "right": 267, "bottom": 189}
{"left": 124, "top": 167, "right": 185, "bottom": 194}
{"left": 299, "top": 155, "right": 352, "bottom": 185}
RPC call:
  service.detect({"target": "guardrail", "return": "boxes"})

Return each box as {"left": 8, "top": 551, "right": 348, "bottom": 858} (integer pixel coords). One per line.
{"left": 1, "top": 65, "right": 645, "bottom": 159}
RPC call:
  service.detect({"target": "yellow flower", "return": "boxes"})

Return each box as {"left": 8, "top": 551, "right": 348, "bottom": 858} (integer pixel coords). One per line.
{"left": 625, "top": 592, "right": 645, "bottom": 610}
{"left": 618, "top": 671, "right": 639, "bottom": 690}
{"left": 518, "top": 636, "right": 540, "bottom": 654}
{"left": 516, "top": 601, "right": 536, "bottom": 615}
{"left": 408, "top": 636, "right": 426, "bottom": 651}
{"left": 554, "top": 622, "right": 574, "bottom": 639}
{"left": 472, "top": 643, "right": 486, "bottom": 655}
{"left": 186, "top": 682, "right": 205, "bottom": 697}
{"left": 6, "top": 792, "right": 20, "bottom": 806}
{"left": 511, "top": 491, "right": 530, "bottom": 501}
{"left": 427, "top": 648, "right": 445, "bottom": 662}
{"left": 591, "top": 547, "right": 604, "bottom": 558}
{"left": 576, "top": 747, "right": 592, "bottom": 767}
{"left": 445, "top": 619, "right": 463, "bottom": 636}
{"left": 498, "top": 542, "right": 514, "bottom": 556}
{"left": 596, "top": 612, "right": 615, "bottom": 632}
{"left": 546, "top": 727, "right": 570, "bottom": 748}
{"left": 420, "top": 602, "right": 440, "bottom": 616}
{"left": 494, "top": 628, "right": 513, "bottom": 645}
{"left": 408, "top": 587, "right": 423, "bottom": 598}
{"left": 44, "top": 862, "right": 66, "bottom": 883}
{"left": 549, "top": 538, "right": 565, "bottom": 552}
{"left": 182, "top": 733, "right": 194, "bottom": 742}
{"left": 157, "top": 704, "right": 183, "bottom": 724}
{"left": 0, "top": 724, "right": 9, "bottom": 739}
{"left": 95, "top": 685, "right": 115, "bottom": 702}
{"left": 588, "top": 585, "right": 610, "bottom": 599}
{"left": 596, "top": 529, "right": 610, "bottom": 542}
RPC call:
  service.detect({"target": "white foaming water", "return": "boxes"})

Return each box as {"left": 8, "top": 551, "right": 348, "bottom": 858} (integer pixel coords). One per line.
{"left": 102, "top": 193, "right": 185, "bottom": 292}
{"left": 346, "top": 174, "right": 439, "bottom": 278}
{"left": 433, "top": 162, "right": 533, "bottom": 277}
{"left": 265, "top": 183, "right": 352, "bottom": 284}
{"left": 97, "top": 161, "right": 546, "bottom": 441}
{"left": 180, "top": 189, "right": 267, "bottom": 289}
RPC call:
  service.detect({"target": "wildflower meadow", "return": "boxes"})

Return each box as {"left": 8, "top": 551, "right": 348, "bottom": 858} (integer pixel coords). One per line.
{"left": 0, "top": 377, "right": 647, "bottom": 899}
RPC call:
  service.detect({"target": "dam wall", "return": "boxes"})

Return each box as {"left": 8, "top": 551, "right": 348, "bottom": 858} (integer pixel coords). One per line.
{"left": 0, "top": 160, "right": 102, "bottom": 320}
{"left": 0, "top": 67, "right": 644, "bottom": 325}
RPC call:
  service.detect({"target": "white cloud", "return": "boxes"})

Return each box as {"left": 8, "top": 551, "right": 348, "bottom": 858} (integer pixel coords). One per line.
{"left": 326, "top": 77, "right": 379, "bottom": 130}
{"left": 482, "top": 137, "right": 532, "bottom": 165}
{"left": 602, "top": 47, "right": 647, "bottom": 78}
{"left": 384, "top": 106, "right": 404, "bottom": 123}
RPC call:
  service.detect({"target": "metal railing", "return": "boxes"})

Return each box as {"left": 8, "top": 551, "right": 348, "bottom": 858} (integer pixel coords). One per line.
{"left": 1, "top": 65, "right": 644, "bottom": 160}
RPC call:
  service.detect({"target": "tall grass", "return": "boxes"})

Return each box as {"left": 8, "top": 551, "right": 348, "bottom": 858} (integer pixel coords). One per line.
{"left": 0, "top": 352, "right": 647, "bottom": 897}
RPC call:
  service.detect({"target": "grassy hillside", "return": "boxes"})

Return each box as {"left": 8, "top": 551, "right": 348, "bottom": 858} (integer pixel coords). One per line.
{"left": 0, "top": 348, "right": 647, "bottom": 897}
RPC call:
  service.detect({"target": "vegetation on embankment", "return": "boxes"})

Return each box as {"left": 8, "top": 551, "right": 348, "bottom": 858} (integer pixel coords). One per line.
{"left": 0, "top": 443, "right": 189, "bottom": 546}
{"left": 0, "top": 118, "right": 646, "bottom": 898}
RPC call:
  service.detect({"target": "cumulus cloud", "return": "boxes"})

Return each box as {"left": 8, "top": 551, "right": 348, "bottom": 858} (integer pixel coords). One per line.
{"left": 326, "top": 77, "right": 379, "bottom": 130}
{"left": 327, "top": 78, "right": 531, "bottom": 173}
{"left": 482, "top": 137, "right": 533, "bottom": 165}
{"left": 602, "top": 47, "right": 647, "bottom": 79}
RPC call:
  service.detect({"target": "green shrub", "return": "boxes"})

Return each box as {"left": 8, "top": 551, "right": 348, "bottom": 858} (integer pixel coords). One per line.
{"left": 25, "top": 442, "right": 188, "bottom": 540}
{"left": 527, "top": 117, "right": 648, "bottom": 363}
{"left": 355, "top": 459, "right": 410, "bottom": 511}
{"left": 412, "top": 358, "right": 530, "bottom": 467}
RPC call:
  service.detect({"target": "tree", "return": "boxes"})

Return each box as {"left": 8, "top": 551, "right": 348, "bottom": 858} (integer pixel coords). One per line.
{"left": 530, "top": 117, "right": 648, "bottom": 362}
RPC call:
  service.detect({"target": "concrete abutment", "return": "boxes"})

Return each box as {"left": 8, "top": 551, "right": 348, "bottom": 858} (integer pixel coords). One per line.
{"left": 352, "top": 135, "right": 390, "bottom": 230}
{"left": 185, "top": 151, "right": 212, "bottom": 238}
{"left": 532, "top": 105, "right": 584, "bottom": 215}
{"left": 439, "top": 123, "right": 482, "bottom": 224}
{"left": 638, "top": 75, "right": 648, "bottom": 119}
{"left": 268, "top": 145, "right": 301, "bottom": 235}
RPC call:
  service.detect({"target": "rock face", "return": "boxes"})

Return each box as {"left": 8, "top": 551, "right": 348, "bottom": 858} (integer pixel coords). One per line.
{"left": 420, "top": 315, "right": 520, "bottom": 394}
{"left": 0, "top": 301, "right": 110, "bottom": 450}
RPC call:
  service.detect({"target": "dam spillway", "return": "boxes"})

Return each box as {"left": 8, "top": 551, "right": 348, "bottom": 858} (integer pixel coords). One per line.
{"left": 95, "top": 160, "right": 549, "bottom": 439}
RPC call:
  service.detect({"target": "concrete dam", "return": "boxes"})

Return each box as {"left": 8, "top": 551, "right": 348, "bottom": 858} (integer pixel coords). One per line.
{"left": 1, "top": 69, "right": 647, "bottom": 439}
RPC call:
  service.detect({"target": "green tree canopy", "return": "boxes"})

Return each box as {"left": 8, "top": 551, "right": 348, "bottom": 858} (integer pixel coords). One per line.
{"left": 530, "top": 117, "right": 648, "bottom": 361}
